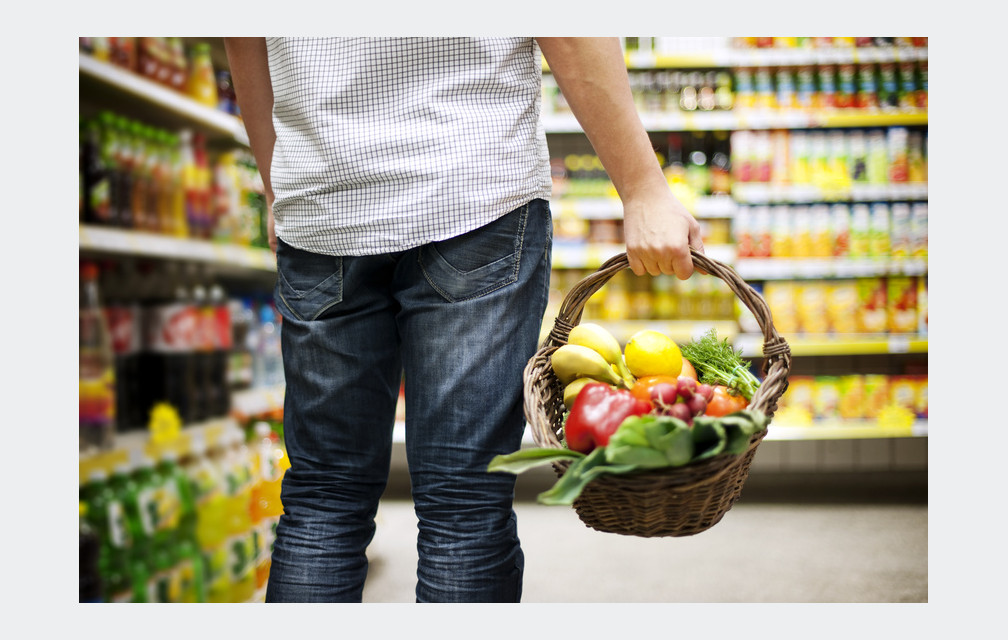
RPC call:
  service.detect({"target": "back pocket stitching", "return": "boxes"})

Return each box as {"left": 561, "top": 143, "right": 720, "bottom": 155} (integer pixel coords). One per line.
{"left": 420, "top": 203, "right": 529, "bottom": 303}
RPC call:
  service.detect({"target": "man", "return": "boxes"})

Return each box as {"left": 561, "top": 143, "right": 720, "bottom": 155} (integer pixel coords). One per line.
{"left": 225, "top": 36, "right": 703, "bottom": 602}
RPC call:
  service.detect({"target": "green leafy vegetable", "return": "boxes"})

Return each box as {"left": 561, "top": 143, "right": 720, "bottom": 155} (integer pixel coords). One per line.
{"left": 487, "top": 409, "right": 769, "bottom": 506}
{"left": 680, "top": 329, "right": 762, "bottom": 401}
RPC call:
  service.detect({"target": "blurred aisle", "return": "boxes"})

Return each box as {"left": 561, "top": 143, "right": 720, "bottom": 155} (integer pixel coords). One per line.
{"left": 362, "top": 499, "right": 927, "bottom": 603}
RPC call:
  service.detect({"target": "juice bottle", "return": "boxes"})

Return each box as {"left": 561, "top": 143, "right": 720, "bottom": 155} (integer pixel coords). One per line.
{"left": 180, "top": 129, "right": 200, "bottom": 238}
{"left": 222, "top": 427, "right": 257, "bottom": 601}
{"left": 128, "top": 121, "right": 153, "bottom": 231}
{"left": 167, "top": 38, "right": 189, "bottom": 93}
{"left": 251, "top": 422, "right": 289, "bottom": 592}
{"left": 855, "top": 63, "right": 880, "bottom": 110}
{"left": 167, "top": 133, "right": 189, "bottom": 238}
{"left": 187, "top": 43, "right": 219, "bottom": 108}
{"left": 82, "top": 116, "right": 113, "bottom": 226}
{"left": 80, "top": 261, "right": 117, "bottom": 452}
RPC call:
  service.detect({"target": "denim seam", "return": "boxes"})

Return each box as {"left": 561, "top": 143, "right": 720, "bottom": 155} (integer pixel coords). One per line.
{"left": 419, "top": 202, "right": 530, "bottom": 303}
{"left": 277, "top": 257, "right": 344, "bottom": 321}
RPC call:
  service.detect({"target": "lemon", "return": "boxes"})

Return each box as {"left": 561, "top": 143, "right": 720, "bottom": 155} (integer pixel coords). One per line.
{"left": 624, "top": 330, "right": 683, "bottom": 379}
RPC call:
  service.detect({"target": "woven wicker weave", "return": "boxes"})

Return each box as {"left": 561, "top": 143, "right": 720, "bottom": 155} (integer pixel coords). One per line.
{"left": 523, "top": 249, "right": 791, "bottom": 537}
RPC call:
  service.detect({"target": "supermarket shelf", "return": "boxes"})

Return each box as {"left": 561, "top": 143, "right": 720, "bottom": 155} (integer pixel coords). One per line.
{"left": 542, "top": 109, "right": 927, "bottom": 133}
{"left": 735, "top": 332, "right": 928, "bottom": 357}
{"left": 553, "top": 195, "right": 737, "bottom": 220}
{"left": 79, "top": 416, "right": 238, "bottom": 484}
{"left": 79, "top": 224, "right": 276, "bottom": 272}
{"left": 591, "top": 319, "right": 740, "bottom": 345}
{"left": 764, "top": 419, "right": 928, "bottom": 441}
{"left": 733, "top": 182, "right": 928, "bottom": 204}
{"left": 552, "top": 242, "right": 735, "bottom": 269}
{"left": 79, "top": 53, "right": 249, "bottom": 146}
{"left": 78, "top": 386, "right": 286, "bottom": 485}
{"left": 622, "top": 45, "right": 927, "bottom": 70}
{"left": 735, "top": 257, "right": 927, "bottom": 280}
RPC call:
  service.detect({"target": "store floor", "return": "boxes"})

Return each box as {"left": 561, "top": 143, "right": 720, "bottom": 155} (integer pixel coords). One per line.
{"left": 361, "top": 483, "right": 927, "bottom": 603}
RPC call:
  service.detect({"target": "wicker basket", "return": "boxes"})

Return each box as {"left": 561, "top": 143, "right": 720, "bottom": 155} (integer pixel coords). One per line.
{"left": 523, "top": 249, "right": 791, "bottom": 537}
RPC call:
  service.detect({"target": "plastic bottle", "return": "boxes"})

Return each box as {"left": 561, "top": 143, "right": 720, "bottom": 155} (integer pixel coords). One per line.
{"left": 254, "top": 303, "right": 284, "bottom": 388}
{"left": 80, "top": 261, "right": 117, "bottom": 452}
{"left": 190, "top": 271, "right": 212, "bottom": 423}
{"left": 251, "top": 421, "right": 288, "bottom": 592}
{"left": 103, "top": 463, "right": 146, "bottom": 602}
{"left": 167, "top": 38, "right": 189, "bottom": 93}
{"left": 122, "top": 120, "right": 146, "bottom": 230}
{"left": 187, "top": 43, "right": 219, "bottom": 108}
{"left": 209, "top": 283, "right": 233, "bottom": 417}
{"left": 179, "top": 129, "right": 200, "bottom": 238}
{"left": 201, "top": 436, "right": 234, "bottom": 602}
{"left": 144, "top": 262, "right": 198, "bottom": 424}
{"left": 81, "top": 116, "right": 113, "bottom": 226}
{"left": 102, "top": 260, "right": 144, "bottom": 432}
{"left": 80, "top": 502, "right": 102, "bottom": 602}
{"left": 222, "top": 426, "right": 257, "bottom": 602}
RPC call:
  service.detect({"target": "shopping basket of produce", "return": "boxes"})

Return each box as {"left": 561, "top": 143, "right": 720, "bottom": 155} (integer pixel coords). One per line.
{"left": 490, "top": 248, "right": 791, "bottom": 538}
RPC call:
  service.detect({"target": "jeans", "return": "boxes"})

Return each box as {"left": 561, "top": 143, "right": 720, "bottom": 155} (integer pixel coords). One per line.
{"left": 264, "top": 199, "right": 552, "bottom": 602}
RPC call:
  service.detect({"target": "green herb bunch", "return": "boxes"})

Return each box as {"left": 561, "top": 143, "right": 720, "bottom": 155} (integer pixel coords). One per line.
{"left": 680, "top": 329, "right": 761, "bottom": 401}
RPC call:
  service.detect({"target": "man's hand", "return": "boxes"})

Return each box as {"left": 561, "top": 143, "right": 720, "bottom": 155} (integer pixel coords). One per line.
{"left": 537, "top": 37, "right": 702, "bottom": 280}
{"left": 622, "top": 190, "right": 704, "bottom": 279}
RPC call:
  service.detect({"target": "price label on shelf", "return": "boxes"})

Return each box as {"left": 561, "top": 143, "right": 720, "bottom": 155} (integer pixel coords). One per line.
{"left": 887, "top": 335, "right": 911, "bottom": 353}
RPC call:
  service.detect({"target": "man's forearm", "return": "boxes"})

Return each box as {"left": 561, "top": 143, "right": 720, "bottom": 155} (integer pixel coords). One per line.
{"left": 536, "top": 37, "right": 667, "bottom": 201}
{"left": 224, "top": 37, "right": 276, "bottom": 202}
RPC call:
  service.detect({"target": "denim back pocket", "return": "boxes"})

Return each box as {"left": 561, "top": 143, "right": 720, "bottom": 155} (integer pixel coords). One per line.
{"left": 275, "top": 239, "right": 344, "bottom": 321}
{"left": 418, "top": 203, "right": 529, "bottom": 303}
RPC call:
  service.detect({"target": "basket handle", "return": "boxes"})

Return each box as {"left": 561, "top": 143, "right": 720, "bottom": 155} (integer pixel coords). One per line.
{"left": 545, "top": 248, "right": 791, "bottom": 419}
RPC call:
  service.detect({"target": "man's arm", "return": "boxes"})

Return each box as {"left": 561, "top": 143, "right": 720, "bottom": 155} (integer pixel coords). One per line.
{"left": 536, "top": 37, "right": 703, "bottom": 279}
{"left": 224, "top": 37, "right": 278, "bottom": 253}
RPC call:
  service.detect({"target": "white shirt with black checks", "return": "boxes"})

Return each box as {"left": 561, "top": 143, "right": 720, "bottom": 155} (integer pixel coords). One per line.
{"left": 265, "top": 37, "right": 553, "bottom": 256}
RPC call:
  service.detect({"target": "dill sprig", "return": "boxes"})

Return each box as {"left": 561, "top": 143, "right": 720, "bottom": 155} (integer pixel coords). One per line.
{"left": 680, "top": 329, "right": 761, "bottom": 401}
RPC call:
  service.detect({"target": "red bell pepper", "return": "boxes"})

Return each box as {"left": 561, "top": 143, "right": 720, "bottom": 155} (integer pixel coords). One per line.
{"left": 564, "top": 382, "right": 652, "bottom": 454}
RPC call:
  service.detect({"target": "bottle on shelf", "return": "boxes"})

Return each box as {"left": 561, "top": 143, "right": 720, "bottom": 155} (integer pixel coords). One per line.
{"left": 80, "top": 260, "right": 117, "bottom": 452}
{"left": 81, "top": 115, "right": 113, "bottom": 226}
{"left": 139, "top": 261, "right": 197, "bottom": 425}
{"left": 251, "top": 421, "right": 289, "bottom": 592}
{"left": 187, "top": 43, "right": 219, "bottom": 109}
{"left": 80, "top": 502, "right": 102, "bottom": 602}
{"left": 254, "top": 302, "right": 284, "bottom": 388}
{"left": 102, "top": 260, "right": 144, "bottom": 432}
{"left": 221, "top": 426, "right": 257, "bottom": 602}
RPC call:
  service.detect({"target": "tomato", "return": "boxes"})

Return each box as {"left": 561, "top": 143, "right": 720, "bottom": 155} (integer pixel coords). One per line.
{"left": 629, "top": 375, "right": 680, "bottom": 406}
{"left": 679, "top": 358, "right": 698, "bottom": 381}
{"left": 704, "top": 385, "right": 749, "bottom": 417}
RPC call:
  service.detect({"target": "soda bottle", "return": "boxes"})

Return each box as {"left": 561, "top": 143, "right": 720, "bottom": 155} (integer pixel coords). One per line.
{"left": 102, "top": 260, "right": 144, "bottom": 432}
{"left": 143, "top": 262, "right": 198, "bottom": 424}
{"left": 80, "top": 502, "right": 102, "bottom": 602}
{"left": 209, "top": 283, "right": 233, "bottom": 417}
{"left": 80, "top": 261, "right": 117, "bottom": 452}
